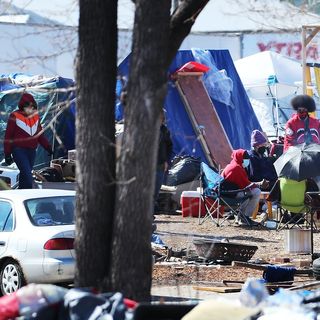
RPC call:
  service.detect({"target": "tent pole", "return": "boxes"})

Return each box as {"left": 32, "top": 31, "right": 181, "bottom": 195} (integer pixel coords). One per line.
{"left": 274, "top": 84, "right": 280, "bottom": 138}
{"left": 302, "top": 25, "right": 320, "bottom": 95}
{"left": 51, "top": 92, "right": 59, "bottom": 162}
{"left": 302, "top": 26, "right": 307, "bottom": 94}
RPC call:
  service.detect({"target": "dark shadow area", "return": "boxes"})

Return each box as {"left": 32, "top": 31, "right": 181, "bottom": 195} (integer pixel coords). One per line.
{"left": 155, "top": 231, "right": 278, "bottom": 243}
{"left": 155, "top": 220, "right": 189, "bottom": 224}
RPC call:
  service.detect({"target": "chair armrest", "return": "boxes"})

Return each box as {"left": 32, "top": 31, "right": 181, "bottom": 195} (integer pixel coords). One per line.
{"left": 305, "top": 192, "right": 320, "bottom": 208}
{"left": 221, "top": 183, "right": 255, "bottom": 195}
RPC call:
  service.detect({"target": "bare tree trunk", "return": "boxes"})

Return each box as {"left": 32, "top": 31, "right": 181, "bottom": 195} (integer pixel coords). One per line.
{"left": 112, "top": 0, "right": 209, "bottom": 302}
{"left": 75, "top": 0, "right": 117, "bottom": 290}
{"left": 112, "top": 0, "right": 171, "bottom": 301}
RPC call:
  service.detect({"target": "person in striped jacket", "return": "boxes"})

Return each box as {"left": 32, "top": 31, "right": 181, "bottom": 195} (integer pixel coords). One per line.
{"left": 4, "top": 93, "right": 52, "bottom": 189}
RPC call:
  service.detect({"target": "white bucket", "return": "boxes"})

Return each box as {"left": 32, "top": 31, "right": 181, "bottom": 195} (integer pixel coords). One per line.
{"left": 284, "top": 229, "right": 311, "bottom": 254}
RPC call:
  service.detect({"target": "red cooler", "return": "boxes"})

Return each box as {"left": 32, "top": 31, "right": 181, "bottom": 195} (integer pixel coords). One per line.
{"left": 180, "top": 191, "right": 223, "bottom": 217}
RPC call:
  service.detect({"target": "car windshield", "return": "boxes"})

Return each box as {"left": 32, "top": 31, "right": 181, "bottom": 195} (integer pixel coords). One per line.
{"left": 24, "top": 196, "right": 75, "bottom": 226}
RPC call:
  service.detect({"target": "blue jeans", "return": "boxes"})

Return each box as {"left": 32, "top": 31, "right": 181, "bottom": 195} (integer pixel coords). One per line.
{"left": 12, "top": 147, "right": 36, "bottom": 189}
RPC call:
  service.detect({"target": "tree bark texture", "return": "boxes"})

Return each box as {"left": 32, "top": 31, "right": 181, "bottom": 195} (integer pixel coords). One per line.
{"left": 167, "top": 0, "right": 209, "bottom": 65}
{"left": 112, "top": 0, "right": 171, "bottom": 301}
{"left": 112, "top": 0, "right": 209, "bottom": 301}
{"left": 75, "top": 0, "right": 117, "bottom": 290}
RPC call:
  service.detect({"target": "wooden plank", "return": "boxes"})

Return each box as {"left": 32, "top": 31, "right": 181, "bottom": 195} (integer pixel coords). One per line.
{"left": 176, "top": 73, "right": 233, "bottom": 168}
{"left": 193, "top": 286, "right": 242, "bottom": 293}
{"left": 232, "top": 261, "right": 268, "bottom": 270}
{"left": 176, "top": 82, "right": 216, "bottom": 168}
{"left": 232, "top": 261, "right": 313, "bottom": 275}
{"left": 289, "top": 281, "right": 320, "bottom": 291}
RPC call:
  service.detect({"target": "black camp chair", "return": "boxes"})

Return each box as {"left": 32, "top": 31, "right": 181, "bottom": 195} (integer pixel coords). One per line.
{"left": 198, "top": 162, "right": 256, "bottom": 227}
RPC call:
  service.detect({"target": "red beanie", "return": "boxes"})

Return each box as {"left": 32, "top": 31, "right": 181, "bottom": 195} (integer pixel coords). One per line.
{"left": 18, "top": 93, "right": 37, "bottom": 110}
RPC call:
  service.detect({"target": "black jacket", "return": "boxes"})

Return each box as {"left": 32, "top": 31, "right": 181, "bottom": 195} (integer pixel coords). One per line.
{"left": 158, "top": 124, "right": 172, "bottom": 166}
{"left": 247, "top": 150, "right": 277, "bottom": 183}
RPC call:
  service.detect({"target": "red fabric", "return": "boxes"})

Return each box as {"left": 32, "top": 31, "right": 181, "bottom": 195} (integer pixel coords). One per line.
{"left": 4, "top": 110, "right": 51, "bottom": 156}
{"left": 222, "top": 149, "right": 252, "bottom": 189}
{"left": 0, "top": 292, "right": 19, "bottom": 320}
{"left": 284, "top": 114, "right": 320, "bottom": 152}
{"left": 124, "top": 298, "right": 138, "bottom": 309}
{"left": 177, "top": 61, "right": 210, "bottom": 73}
{"left": 18, "top": 93, "right": 37, "bottom": 110}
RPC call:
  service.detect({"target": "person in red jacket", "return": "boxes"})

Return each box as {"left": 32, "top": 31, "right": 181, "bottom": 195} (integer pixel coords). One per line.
{"left": 284, "top": 95, "right": 320, "bottom": 152}
{"left": 222, "top": 149, "right": 266, "bottom": 225}
{"left": 4, "top": 93, "right": 52, "bottom": 189}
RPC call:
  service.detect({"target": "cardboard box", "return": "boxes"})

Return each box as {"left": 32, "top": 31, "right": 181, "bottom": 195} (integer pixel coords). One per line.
{"left": 180, "top": 191, "right": 223, "bottom": 218}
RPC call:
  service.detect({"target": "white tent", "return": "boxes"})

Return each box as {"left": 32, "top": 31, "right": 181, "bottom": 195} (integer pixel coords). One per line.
{"left": 235, "top": 51, "right": 306, "bottom": 138}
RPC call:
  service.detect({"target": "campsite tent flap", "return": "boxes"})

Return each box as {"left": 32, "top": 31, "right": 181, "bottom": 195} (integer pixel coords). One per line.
{"left": 118, "top": 49, "right": 261, "bottom": 164}
{"left": 234, "top": 51, "right": 314, "bottom": 137}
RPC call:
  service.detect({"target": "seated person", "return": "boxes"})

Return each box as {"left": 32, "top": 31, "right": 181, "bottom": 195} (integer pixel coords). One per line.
{"left": 247, "top": 130, "right": 278, "bottom": 191}
{"left": 222, "top": 149, "right": 267, "bottom": 225}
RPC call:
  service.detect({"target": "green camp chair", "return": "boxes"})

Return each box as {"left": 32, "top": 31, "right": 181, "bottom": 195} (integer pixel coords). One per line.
{"left": 277, "top": 178, "right": 310, "bottom": 230}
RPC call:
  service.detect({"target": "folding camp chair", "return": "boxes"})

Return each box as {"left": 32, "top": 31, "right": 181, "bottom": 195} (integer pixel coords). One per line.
{"left": 277, "top": 178, "right": 312, "bottom": 231}
{"left": 198, "top": 162, "right": 256, "bottom": 227}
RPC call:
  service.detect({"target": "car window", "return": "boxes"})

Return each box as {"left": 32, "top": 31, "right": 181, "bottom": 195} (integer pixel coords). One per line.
{"left": 24, "top": 196, "right": 75, "bottom": 226}
{"left": 0, "top": 201, "right": 14, "bottom": 232}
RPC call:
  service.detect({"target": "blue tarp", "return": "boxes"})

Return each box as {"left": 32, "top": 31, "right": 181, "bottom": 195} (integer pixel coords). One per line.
{"left": 118, "top": 50, "right": 262, "bottom": 164}
{"left": 0, "top": 74, "right": 75, "bottom": 167}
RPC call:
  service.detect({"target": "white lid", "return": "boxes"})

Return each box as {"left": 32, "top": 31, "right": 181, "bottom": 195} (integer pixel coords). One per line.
{"left": 181, "top": 191, "right": 200, "bottom": 197}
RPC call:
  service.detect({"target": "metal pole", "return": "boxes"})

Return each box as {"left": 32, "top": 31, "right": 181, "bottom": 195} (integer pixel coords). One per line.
{"left": 274, "top": 84, "right": 280, "bottom": 138}
{"left": 198, "top": 166, "right": 202, "bottom": 225}
{"left": 302, "top": 26, "right": 307, "bottom": 94}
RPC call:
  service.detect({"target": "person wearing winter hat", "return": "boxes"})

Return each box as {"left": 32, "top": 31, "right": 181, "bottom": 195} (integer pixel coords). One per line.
{"left": 4, "top": 93, "right": 53, "bottom": 189}
{"left": 247, "top": 130, "right": 277, "bottom": 191}
{"left": 284, "top": 95, "right": 320, "bottom": 152}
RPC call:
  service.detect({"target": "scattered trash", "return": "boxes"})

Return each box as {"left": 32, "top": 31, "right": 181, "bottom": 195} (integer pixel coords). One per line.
{"left": 166, "top": 156, "right": 201, "bottom": 186}
{"left": 151, "top": 234, "right": 165, "bottom": 246}
{"left": 0, "top": 284, "right": 136, "bottom": 320}
{"left": 0, "top": 284, "right": 67, "bottom": 320}
{"left": 240, "top": 278, "right": 269, "bottom": 307}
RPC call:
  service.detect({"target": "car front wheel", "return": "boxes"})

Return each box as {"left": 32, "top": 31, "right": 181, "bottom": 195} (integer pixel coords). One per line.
{"left": 0, "top": 260, "right": 25, "bottom": 295}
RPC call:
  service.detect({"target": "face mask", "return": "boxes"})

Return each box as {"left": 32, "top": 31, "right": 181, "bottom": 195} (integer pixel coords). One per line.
{"left": 242, "top": 159, "right": 250, "bottom": 168}
{"left": 257, "top": 146, "right": 267, "bottom": 155}
{"left": 24, "top": 107, "right": 35, "bottom": 115}
{"left": 298, "top": 111, "right": 308, "bottom": 119}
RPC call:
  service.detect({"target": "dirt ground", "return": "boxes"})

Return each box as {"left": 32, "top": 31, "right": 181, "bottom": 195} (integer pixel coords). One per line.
{"left": 152, "top": 214, "right": 318, "bottom": 286}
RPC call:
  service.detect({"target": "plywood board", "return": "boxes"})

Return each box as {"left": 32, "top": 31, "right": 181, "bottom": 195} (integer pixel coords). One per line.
{"left": 176, "top": 73, "right": 233, "bottom": 168}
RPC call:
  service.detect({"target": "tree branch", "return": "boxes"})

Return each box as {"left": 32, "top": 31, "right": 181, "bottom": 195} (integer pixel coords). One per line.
{"left": 167, "top": 0, "right": 209, "bottom": 65}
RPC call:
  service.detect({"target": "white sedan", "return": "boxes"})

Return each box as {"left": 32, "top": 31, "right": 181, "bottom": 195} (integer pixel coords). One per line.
{"left": 0, "top": 189, "right": 75, "bottom": 295}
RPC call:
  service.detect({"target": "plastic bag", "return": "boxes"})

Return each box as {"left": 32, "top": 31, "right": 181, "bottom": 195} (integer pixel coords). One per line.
{"left": 63, "top": 289, "right": 126, "bottom": 320}
{"left": 240, "top": 278, "right": 269, "bottom": 307}
{"left": 191, "top": 48, "right": 234, "bottom": 108}
{"left": 166, "top": 156, "right": 201, "bottom": 186}
{"left": 151, "top": 234, "right": 165, "bottom": 246}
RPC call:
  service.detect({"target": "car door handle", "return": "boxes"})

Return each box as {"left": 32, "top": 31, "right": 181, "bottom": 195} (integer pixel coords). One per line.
{"left": 0, "top": 241, "right": 6, "bottom": 246}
